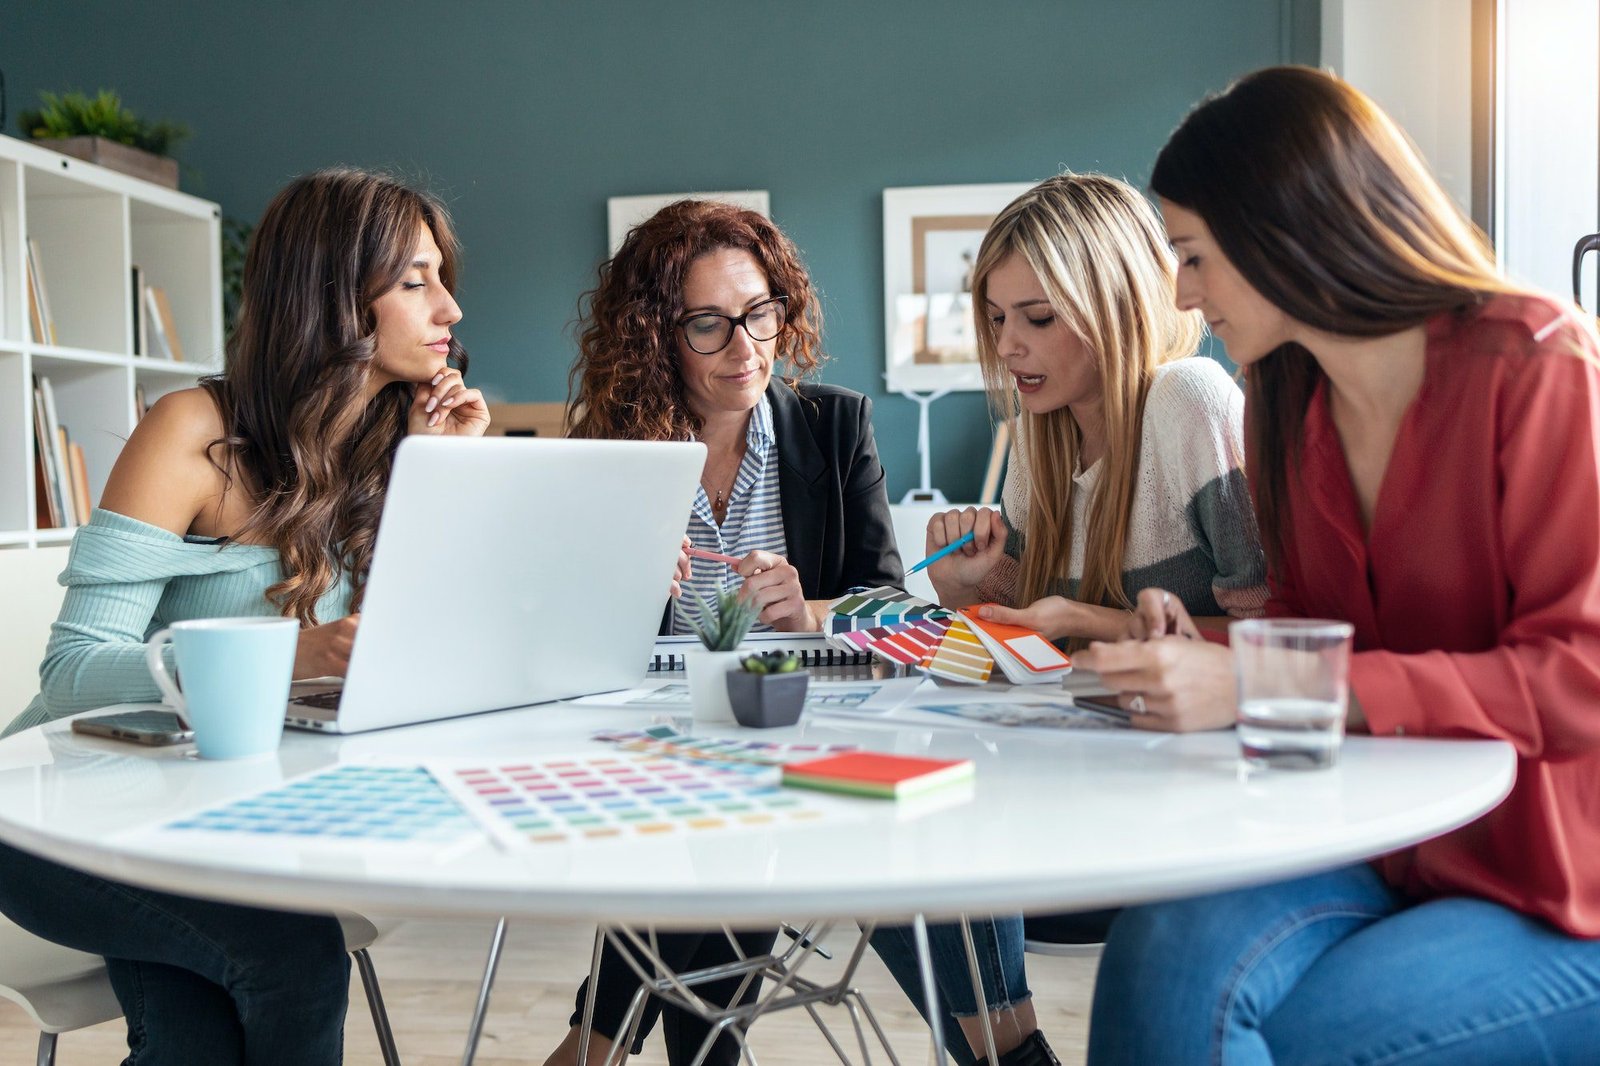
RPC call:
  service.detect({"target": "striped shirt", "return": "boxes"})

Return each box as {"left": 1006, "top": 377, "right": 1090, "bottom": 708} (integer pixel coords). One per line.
{"left": 671, "top": 396, "right": 789, "bottom": 635}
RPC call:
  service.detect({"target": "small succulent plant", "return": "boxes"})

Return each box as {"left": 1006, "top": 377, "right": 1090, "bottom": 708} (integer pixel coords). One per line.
{"left": 688, "top": 589, "right": 760, "bottom": 652}
{"left": 740, "top": 650, "right": 801, "bottom": 674}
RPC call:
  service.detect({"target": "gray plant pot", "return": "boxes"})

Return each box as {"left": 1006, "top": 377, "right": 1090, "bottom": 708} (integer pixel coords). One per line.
{"left": 725, "top": 670, "right": 809, "bottom": 729}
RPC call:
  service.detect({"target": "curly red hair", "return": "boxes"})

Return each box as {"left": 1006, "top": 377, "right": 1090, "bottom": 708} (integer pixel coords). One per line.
{"left": 567, "top": 200, "right": 826, "bottom": 441}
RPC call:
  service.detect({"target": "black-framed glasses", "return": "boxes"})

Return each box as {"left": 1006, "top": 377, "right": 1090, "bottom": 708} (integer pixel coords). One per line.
{"left": 678, "top": 296, "right": 788, "bottom": 355}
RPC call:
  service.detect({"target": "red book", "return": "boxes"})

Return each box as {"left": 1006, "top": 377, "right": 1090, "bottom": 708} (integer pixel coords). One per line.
{"left": 781, "top": 752, "right": 974, "bottom": 799}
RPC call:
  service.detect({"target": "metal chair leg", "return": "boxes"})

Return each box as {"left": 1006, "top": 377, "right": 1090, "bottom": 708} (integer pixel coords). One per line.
{"left": 912, "top": 915, "right": 950, "bottom": 1066}
{"left": 958, "top": 916, "right": 998, "bottom": 1066}
{"left": 35, "top": 1032, "right": 56, "bottom": 1066}
{"left": 353, "top": 946, "right": 403, "bottom": 1066}
{"left": 460, "top": 917, "right": 508, "bottom": 1066}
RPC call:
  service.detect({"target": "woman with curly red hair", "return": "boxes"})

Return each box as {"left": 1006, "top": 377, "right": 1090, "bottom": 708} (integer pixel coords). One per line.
{"left": 546, "top": 201, "right": 902, "bottom": 1064}
{"left": 567, "top": 199, "right": 902, "bottom": 635}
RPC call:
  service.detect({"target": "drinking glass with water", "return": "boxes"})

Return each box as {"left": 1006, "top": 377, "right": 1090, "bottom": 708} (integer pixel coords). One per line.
{"left": 1229, "top": 619, "right": 1355, "bottom": 770}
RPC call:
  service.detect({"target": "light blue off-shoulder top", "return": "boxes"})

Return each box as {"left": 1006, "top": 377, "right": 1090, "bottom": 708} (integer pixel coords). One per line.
{"left": 7, "top": 508, "right": 349, "bottom": 737}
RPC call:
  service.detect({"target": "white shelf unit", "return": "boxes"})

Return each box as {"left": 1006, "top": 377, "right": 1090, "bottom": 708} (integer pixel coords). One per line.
{"left": 0, "top": 133, "right": 221, "bottom": 549}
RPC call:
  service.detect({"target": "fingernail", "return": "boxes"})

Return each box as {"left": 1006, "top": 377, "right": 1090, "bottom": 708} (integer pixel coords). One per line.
{"left": 425, "top": 397, "right": 438, "bottom": 413}
{"left": 432, "top": 372, "right": 445, "bottom": 385}
{"left": 429, "top": 413, "right": 439, "bottom": 426}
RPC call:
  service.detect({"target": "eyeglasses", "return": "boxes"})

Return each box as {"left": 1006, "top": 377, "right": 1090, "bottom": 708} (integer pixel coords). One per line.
{"left": 678, "top": 296, "right": 788, "bottom": 355}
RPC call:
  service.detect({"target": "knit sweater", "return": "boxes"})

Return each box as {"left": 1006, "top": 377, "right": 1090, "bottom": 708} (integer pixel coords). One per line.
{"left": 7, "top": 508, "right": 350, "bottom": 737}
{"left": 977, "top": 357, "right": 1267, "bottom": 617}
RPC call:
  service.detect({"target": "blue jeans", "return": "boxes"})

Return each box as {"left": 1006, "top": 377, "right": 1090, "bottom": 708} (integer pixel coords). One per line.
{"left": 0, "top": 841, "right": 349, "bottom": 1065}
{"left": 872, "top": 910, "right": 1115, "bottom": 1065}
{"left": 870, "top": 916, "right": 1030, "bottom": 1066}
{"left": 1089, "top": 863, "right": 1600, "bottom": 1065}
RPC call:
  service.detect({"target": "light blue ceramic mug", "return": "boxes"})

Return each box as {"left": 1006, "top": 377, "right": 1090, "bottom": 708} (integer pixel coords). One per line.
{"left": 145, "top": 618, "right": 299, "bottom": 759}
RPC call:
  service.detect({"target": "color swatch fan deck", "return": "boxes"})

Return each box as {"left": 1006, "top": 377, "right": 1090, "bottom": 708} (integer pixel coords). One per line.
{"left": 823, "top": 587, "right": 1070, "bottom": 685}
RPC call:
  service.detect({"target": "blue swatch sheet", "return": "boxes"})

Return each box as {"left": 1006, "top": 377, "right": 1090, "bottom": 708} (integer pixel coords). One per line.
{"left": 157, "top": 764, "right": 477, "bottom": 849}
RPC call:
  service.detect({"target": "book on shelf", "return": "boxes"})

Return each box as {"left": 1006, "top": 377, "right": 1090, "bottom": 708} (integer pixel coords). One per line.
{"left": 144, "top": 286, "right": 185, "bottom": 362}
{"left": 25, "top": 254, "right": 47, "bottom": 346}
{"left": 67, "top": 441, "right": 92, "bottom": 525}
{"left": 32, "top": 375, "right": 75, "bottom": 528}
{"left": 135, "top": 383, "right": 149, "bottom": 422}
{"left": 131, "top": 265, "right": 147, "bottom": 356}
{"left": 30, "top": 384, "right": 61, "bottom": 528}
{"left": 27, "top": 238, "right": 58, "bottom": 346}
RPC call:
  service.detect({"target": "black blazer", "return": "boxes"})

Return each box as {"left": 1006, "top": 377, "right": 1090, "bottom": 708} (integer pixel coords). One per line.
{"left": 767, "top": 380, "right": 904, "bottom": 598}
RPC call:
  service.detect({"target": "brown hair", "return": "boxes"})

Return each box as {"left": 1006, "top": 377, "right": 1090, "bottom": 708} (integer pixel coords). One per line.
{"left": 566, "top": 200, "right": 824, "bottom": 441}
{"left": 1150, "top": 66, "right": 1513, "bottom": 571}
{"left": 201, "top": 167, "right": 467, "bottom": 623}
{"left": 973, "top": 174, "right": 1202, "bottom": 641}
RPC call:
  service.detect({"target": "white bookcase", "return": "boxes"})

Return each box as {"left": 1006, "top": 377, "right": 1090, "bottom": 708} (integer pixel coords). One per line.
{"left": 0, "top": 133, "right": 221, "bottom": 549}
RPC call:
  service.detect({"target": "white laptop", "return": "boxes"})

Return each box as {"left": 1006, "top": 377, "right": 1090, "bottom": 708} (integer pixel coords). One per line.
{"left": 286, "top": 435, "right": 704, "bottom": 733}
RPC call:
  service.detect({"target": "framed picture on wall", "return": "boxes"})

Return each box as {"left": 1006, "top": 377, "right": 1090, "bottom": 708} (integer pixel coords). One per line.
{"left": 883, "top": 183, "right": 1033, "bottom": 391}
{"left": 606, "top": 190, "right": 770, "bottom": 255}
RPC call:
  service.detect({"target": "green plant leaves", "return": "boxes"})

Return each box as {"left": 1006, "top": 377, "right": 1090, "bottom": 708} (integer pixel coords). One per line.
{"left": 688, "top": 588, "right": 760, "bottom": 651}
{"left": 740, "top": 650, "right": 800, "bottom": 674}
{"left": 20, "top": 90, "right": 189, "bottom": 157}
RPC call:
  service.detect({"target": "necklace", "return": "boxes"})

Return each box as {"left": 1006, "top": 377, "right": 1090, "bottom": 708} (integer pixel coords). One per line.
{"left": 708, "top": 483, "right": 732, "bottom": 524}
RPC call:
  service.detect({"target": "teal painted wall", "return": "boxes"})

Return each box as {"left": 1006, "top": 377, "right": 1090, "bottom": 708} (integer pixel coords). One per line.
{"left": 2, "top": 0, "right": 1317, "bottom": 500}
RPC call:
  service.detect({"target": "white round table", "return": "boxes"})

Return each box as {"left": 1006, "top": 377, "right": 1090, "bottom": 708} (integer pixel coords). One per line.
{"left": 0, "top": 704, "right": 1514, "bottom": 924}
{"left": 0, "top": 703, "right": 1514, "bottom": 1065}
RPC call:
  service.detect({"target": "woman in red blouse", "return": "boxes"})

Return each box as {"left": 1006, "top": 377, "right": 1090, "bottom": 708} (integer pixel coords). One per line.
{"left": 1080, "top": 66, "right": 1600, "bottom": 1064}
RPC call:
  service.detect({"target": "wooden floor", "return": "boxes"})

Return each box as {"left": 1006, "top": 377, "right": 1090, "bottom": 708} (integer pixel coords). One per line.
{"left": 0, "top": 918, "right": 1097, "bottom": 1065}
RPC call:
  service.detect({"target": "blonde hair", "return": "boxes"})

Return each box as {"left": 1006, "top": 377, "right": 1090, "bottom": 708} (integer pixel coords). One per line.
{"left": 973, "top": 173, "right": 1203, "bottom": 634}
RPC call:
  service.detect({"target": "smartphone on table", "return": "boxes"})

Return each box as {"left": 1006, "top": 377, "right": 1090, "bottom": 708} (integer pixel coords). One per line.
{"left": 71, "top": 708, "right": 194, "bottom": 746}
{"left": 1072, "top": 694, "right": 1135, "bottom": 722}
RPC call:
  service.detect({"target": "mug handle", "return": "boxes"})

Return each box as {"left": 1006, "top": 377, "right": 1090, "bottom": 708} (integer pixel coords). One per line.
{"left": 145, "top": 627, "right": 188, "bottom": 725}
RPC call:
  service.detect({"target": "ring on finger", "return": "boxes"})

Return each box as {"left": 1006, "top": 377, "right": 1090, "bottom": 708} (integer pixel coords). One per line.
{"left": 1129, "top": 694, "right": 1148, "bottom": 714}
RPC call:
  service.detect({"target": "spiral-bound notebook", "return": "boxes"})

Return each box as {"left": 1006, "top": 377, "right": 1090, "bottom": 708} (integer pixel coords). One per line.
{"left": 646, "top": 632, "right": 874, "bottom": 672}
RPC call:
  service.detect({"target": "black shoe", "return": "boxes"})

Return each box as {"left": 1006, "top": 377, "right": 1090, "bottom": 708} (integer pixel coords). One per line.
{"left": 979, "top": 1029, "right": 1061, "bottom": 1066}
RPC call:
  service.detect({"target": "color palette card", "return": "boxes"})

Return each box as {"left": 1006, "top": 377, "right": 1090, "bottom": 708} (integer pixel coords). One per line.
{"left": 428, "top": 754, "right": 845, "bottom": 849}
{"left": 834, "top": 617, "right": 953, "bottom": 666}
{"left": 825, "top": 585, "right": 952, "bottom": 642}
{"left": 959, "top": 607, "right": 1073, "bottom": 684}
{"left": 923, "top": 617, "right": 995, "bottom": 683}
{"left": 135, "top": 764, "right": 481, "bottom": 857}
{"left": 591, "top": 725, "right": 856, "bottom": 766}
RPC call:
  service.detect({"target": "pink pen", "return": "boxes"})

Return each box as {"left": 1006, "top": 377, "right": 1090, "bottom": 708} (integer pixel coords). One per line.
{"left": 686, "top": 546, "right": 743, "bottom": 567}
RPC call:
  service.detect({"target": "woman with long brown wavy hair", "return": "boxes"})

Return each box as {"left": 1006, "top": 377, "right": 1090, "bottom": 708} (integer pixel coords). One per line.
{"left": 547, "top": 200, "right": 901, "bottom": 1066}
{"left": 0, "top": 167, "right": 487, "bottom": 1064}
{"left": 1080, "top": 66, "right": 1600, "bottom": 1063}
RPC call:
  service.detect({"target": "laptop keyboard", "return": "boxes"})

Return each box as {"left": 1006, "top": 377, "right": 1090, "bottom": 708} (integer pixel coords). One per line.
{"left": 289, "top": 691, "right": 343, "bottom": 710}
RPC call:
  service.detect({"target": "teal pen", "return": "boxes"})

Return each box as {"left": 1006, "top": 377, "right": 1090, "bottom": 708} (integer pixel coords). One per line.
{"left": 906, "top": 530, "right": 976, "bottom": 575}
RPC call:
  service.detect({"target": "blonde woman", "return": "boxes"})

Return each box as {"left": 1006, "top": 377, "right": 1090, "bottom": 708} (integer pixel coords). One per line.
{"left": 872, "top": 173, "right": 1267, "bottom": 1066}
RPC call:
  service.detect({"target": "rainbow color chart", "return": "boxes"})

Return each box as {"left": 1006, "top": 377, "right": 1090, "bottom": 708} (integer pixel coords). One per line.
{"left": 429, "top": 752, "right": 844, "bottom": 849}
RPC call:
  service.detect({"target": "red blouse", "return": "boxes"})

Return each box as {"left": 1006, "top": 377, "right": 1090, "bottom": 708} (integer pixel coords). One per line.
{"left": 1265, "top": 294, "right": 1600, "bottom": 938}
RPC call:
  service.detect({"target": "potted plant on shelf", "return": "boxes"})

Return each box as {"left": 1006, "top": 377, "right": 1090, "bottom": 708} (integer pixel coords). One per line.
{"left": 726, "top": 651, "right": 810, "bottom": 729}
{"left": 19, "top": 90, "right": 188, "bottom": 189}
{"left": 683, "top": 589, "right": 760, "bottom": 724}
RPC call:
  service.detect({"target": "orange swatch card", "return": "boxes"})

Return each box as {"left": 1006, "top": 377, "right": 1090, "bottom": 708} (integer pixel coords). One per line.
{"left": 959, "top": 607, "right": 1073, "bottom": 685}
